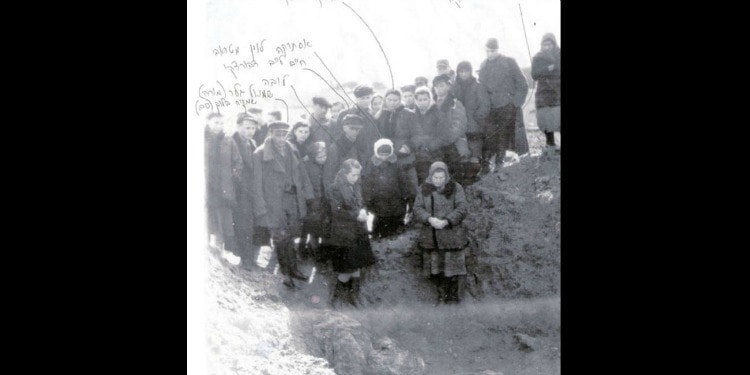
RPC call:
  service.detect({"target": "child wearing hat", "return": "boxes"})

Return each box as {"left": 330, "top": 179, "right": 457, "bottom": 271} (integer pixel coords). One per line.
{"left": 361, "top": 138, "right": 418, "bottom": 239}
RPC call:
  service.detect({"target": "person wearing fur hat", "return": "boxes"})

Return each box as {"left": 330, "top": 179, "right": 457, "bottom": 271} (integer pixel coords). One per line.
{"left": 251, "top": 121, "right": 315, "bottom": 288}
{"left": 300, "top": 141, "right": 332, "bottom": 269}
{"left": 327, "top": 159, "right": 377, "bottom": 308}
{"left": 361, "top": 138, "right": 418, "bottom": 239}
{"left": 412, "top": 161, "right": 469, "bottom": 305}
{"left": 336, "top": 84, "right": 381, "bottom": 162}
{"left": 454, "top": 61, "right": 491, "bottom": 175}
{"left": 532, "top": 33, "right": 561, "bottom": 149}
{"left": 478, "top": 38, "right": 528, "bottom": 173}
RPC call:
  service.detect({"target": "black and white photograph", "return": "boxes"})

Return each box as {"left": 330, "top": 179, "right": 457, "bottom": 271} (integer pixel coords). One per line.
{"left": 187, "top": 0, "right": 561, "bottom": 373}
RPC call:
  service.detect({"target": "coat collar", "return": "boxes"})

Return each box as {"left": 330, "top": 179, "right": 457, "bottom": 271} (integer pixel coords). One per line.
{"left": 370, "top": 154, "right": 397, "bottom": 166}
{"left": 421, "top": 180, "right": 456, "bottom": 198}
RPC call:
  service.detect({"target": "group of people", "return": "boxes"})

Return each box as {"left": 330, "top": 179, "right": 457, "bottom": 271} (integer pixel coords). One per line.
{"left": 204, "top": 35, "right": 561, "bottom": 307}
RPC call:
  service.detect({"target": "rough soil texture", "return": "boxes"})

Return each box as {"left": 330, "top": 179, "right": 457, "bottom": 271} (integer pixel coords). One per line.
{"left": 205, "top": 109, "right": 561, "bottom": 374}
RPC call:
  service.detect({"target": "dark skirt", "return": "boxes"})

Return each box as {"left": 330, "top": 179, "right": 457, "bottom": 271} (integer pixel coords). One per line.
{"left": 329, "top": 235, "right": 377, "bottom": 273}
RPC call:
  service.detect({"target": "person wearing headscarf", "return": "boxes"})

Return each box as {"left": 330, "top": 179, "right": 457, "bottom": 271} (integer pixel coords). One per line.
{"left": 531, "top": 33, "right": 561, "bottom": 149}
{"left": 361, "top": 138, "right": 418, "bottom": 239}
{"left": 412, "top": 162, "right": 469, "bottom": 305}
{"left": 327, "top": 159, "right": 377, "bottom": 308}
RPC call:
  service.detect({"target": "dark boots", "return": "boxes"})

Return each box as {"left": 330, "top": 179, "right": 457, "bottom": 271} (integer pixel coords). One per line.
{"left": 349, "top": 277, "right": 363, "bottom": 307}
{"left": 445, "top": 276, "right": 465, "bottom": 304}
{"left": 545, "top": 131, "right": 556, "bottom": 146}
{"left": 431, "top": 274, "right": 448, "bottom": 305}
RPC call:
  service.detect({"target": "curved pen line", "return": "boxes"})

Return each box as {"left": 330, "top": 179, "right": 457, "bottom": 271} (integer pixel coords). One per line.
{"left": 303, "top": 68, "right": 350, "bottom": 108}
{"left": 313, "top": 51, "right": 354, "bottom": 108}
{"left": 518, "top": 3, "right": 536, "bottom": 109}
{"left": 290, "top": 85, "right": 337, "bottom": 143}
{"left": 275, "top": 98, "right": 290, "bottom": 122}
{"left": 341, "top": 2, "right": 395, "bottom": 89}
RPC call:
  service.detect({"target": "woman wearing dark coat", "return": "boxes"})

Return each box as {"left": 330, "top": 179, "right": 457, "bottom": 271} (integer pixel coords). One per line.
{"left": 327, "top": 159, "right": 377, "bottom": 307}
{"left": 287, "top": 121, "right": 313, "bottom": 161}
{"left": 361, "top": 138, "right": 417, "bottom": 239}
{"left": 531, "top": 33, "right": 561, "bottom": 148}
{"left": 413, "top": 161, "right": 469, "bottom": 304}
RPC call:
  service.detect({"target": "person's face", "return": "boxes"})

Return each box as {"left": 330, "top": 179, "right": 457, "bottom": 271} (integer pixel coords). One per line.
{"left": 458, "top": 70, "right": 471, "bottom": 81}
{"left": 384, "top": 94, "right": 401, "bottom": 110}
{"left": 238, "top": 121, "right": 257, "bottom": 139}
{"left": 437, "top": 66, "right": 449, "bottom": 75}
{"left": 431, "top": 171, "right": 446, "bottom": 187}
{"left": 313, "top": 104, "right": 328, "bottom": 118}
{"left": 415, "top": 94, "right": 431, "bottom": 111}
{"left": 271, "top": 129, "right": 288, "bottom": 145}
{"left": 345, "top": 168, "right": 361, "bottom": 185}
{"left": 372, "top": 97, "right": 383, "bottom": 111}
{"left": 402, "top": 91, "right": 415, "bottom": 106}
{"left": 415, "top": 79, "right": 427, "bottom": 88}
{"left": 356, "top": 94, "right": 372, "bottom": 109}
{"left": 342, "top": 125, "right": 362, "bottom": 141}
{"left": 434, "top": 82, "right": 450, "bottom": 97}
{"left": 486, "top": 49, "right": 499, "bottom": 59}
{"left": 208, "top": 116, "right": 224, "bottom": 133}
{"left": 542, "top": 40, "right": 554, "bottom": 53}
{"left": 294, "top": 126, "right": 310, "bottom": 143}
{"left": 314, "top": 153, "right": 327, "bottom": 165}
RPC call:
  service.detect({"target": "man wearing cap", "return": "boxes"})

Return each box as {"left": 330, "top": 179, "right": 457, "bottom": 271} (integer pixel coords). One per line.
{"left": 478, "top": 38, "right": 528, "bottom": 173}
{"left": 436, "top": 59, "right": 456, "bottom": 85}
{"left": 231, "top": 112, "right": 260, "bottom": 269}
{"left": 205, "top": 113, "right": 243, "bottom": 257}
{"left": 309, "top": 96, "right": 339, "bottom": 146}
{"left": 252, "top": 121, "right": 315, "bottom": 288}
{"left": 414, "top": 76, "right": 429, "bottom": 89}
{"left": 336, "top": 84, "right": 380, "bottom": 161}
{"left": 324, "top": 114, "right": 369, "bottom": 191}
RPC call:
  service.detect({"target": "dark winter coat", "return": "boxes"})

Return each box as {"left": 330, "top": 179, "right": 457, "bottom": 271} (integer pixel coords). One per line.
{"left": 413, "top": 179, "right": 469, "bottom": 250}
{"left": 361, "top": 154, "right": 417, "bottom": 218}
{"left": 308, "top": 115, "right": 340, "bottom": 147}
{"left": 413, "top": 93, "right": 468, "bottom": 161}
{"left": 323, "top": 136, "right": 368, "bottom": 191}
{"left": 231, "top": 132, "right": 257, "bottom": 216}
{"left": 336, "top": 105, "right": 380, "bottom": 161}
{"left": 478, "top": 54, "right": 529, "bottom": 109}
{"left": 205, "top": 128, "right": 243, "bottom": 237}
{"left": 251, "top": 138, "right": 314, "bottom": 228}
{"left": 303, "top": 158, "right": 330, "bottom": 234}
{"left": 327, "top": 174, "right": 369, "bottom": 248}
{"left": 454, "top": 76, "right": 491, "bottom": 134}
{"left": 531, "top": 34, "right": 561, "bottom": 108}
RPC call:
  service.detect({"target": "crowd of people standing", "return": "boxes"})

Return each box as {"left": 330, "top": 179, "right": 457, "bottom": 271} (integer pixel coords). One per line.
{"left": 204, "top": 35, "right": 560, "bottom": 306}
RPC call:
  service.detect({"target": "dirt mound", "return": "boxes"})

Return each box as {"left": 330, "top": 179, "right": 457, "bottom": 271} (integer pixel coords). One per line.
{"left": 205, "top": 149, "right": 560, "bottom": 374}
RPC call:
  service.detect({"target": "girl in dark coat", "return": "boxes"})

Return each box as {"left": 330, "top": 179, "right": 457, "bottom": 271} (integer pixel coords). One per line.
{"left": 327, "top": 159, "right": 377, "bottom": 307}
{"left": 413, "top": 161, "right": 469, "bottom": 304}
{"left": 361, "top": 138, "right": 418, "bottom": 239}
